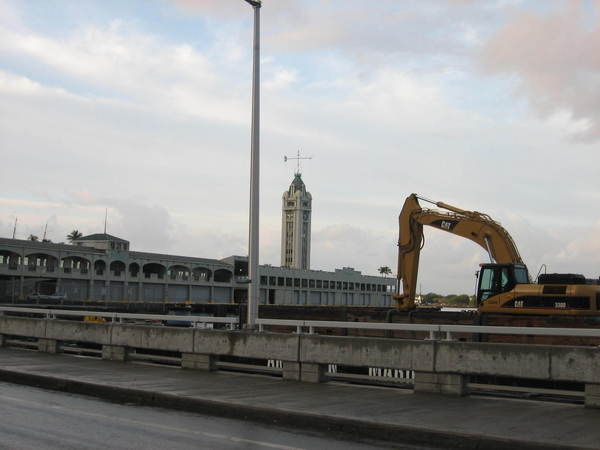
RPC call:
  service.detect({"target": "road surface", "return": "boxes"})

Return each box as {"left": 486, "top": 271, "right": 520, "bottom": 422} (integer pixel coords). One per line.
{"left": 0, "top": 382, "right": 426, "bottom": 450}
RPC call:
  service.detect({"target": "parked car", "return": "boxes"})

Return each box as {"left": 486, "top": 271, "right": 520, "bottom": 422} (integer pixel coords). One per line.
{"left": 27, "top": 292, "right": 67, "bottom": 301}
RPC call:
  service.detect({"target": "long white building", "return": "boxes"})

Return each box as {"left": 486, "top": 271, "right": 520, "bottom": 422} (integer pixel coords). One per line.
{"left": 0, "top": 236, "right": 395, "bottom": 307}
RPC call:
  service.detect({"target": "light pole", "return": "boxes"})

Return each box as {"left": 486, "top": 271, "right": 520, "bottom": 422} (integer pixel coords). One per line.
{"left": 243, "top": 0, "right": 261, "bottom": 328}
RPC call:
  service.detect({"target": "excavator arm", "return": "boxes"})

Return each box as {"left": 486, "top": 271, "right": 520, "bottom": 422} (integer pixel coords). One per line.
{"left": 395, "top": 193, "right": 523, "bottom": 310}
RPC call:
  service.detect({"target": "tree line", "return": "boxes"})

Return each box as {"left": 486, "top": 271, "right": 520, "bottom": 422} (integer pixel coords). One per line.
{"left": 27, "top": 230, "right": 83, "bottom": 243}
{"left": 420, "top": 292, "right": 474, "bottom": 307}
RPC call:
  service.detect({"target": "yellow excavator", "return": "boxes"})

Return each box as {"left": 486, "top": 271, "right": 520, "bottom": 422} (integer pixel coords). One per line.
{"left": 394, "top": 194, "right": 600, "bottom": 315}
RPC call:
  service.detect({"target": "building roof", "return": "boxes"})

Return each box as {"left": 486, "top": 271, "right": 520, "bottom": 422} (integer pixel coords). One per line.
{"left": 288, "top": 173, "right": 306, "bottom": 194}
{"left": 0, "top": 237, "right": 105, "bottom": 254}
{"left": 129, "top": 251, "right": 227, "bottom": 267}
{"left": 74, "top": 233, "right": 129, "bottom": 243}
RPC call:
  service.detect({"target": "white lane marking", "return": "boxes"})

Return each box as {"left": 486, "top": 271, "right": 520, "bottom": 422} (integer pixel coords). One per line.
{"left": 0, "top": 393, "right": 305, "bottom": 450}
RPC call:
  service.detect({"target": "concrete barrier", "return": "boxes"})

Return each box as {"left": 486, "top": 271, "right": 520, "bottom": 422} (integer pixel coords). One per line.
{"left": 111, "top": 324, "right": 194, "bottom": 352}
{"left": 1, "top": 316, "right": 599, "bottom": 407}
{"left": 193, "top": 330, "right": 299, "bottom": 361}
{"left": 298, "top": 334, "right": 434, "bottom": 371}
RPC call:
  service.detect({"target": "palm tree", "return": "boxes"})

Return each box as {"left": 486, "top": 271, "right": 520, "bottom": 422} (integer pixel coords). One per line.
{"left": 378, "top": 266, "right": 392, "bottom": 277}
{"left": 28, "top": 234, "right": 39, "bottom": 241}
{"left": 67, "top": 230, "right": 83, "bottom": 243}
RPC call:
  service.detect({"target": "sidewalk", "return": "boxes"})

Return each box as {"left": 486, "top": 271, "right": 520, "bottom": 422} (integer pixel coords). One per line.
{"left": 0, "top": 348, "right": 598, "bottom": 449}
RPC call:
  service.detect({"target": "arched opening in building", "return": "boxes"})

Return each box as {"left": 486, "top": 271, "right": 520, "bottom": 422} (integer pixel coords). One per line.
{"left": 129, "top": 262, "right": 140, "bottom": 277}
{"left": 169, "top": 265, "right": 190, "bottom": 281}
{"left": 192, "top": 267, "right": 212, "bottom": 282}
{"left": 214, "top": 269, "right": 233, "bottom": 283}
{"left": 94, "top": 260, "right": 106, "bottom": 276}
{"left": 110, "top": 261, "right": 126, "bottom": 277}
{"left": 25, "top": 253, "right": 59, "bottom": 273}
{"left": 61, "top": 256, "right": 90, "bottom": 274}
{"left": 143, "top": 263, "right": 166, "bottom": 280}
{"left": 0, "top": 250, "right": 21, "bottom": 269}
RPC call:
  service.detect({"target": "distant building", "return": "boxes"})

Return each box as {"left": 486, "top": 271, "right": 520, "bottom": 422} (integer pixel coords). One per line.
{"left": 281, "top": 173, "right": 312, "bottom": 270}
{"left": 258, "top": 264, "right": 393, "bottom": 306}
{"left": 74, "top": 233, "right": 130, "bottom": 253}
{"left": 0, "top": 236, "right": 394, "bottom": 307}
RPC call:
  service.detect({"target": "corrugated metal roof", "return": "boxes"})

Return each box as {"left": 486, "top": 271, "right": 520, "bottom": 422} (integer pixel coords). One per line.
{"left": 0, "top": 237, "right": 105, "bottom": 254}
{"left": 74, "top": 233, "right": 129, "bottom": 242}
{"left": 129, "top": 251, "right": 227, "bottom": 266}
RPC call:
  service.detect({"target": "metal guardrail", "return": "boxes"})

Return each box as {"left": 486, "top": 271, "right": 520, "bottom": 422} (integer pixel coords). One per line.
{"left": 256, "top": 318, "right": 439, "bottom": 337}
{"left": 0, "top": 306, "right": 238, "bottom": 326}
{"left": 3, "top": 306, "right": 600, "bottom": 340}
{"left": 439, "top": 324, "right": 600, "bottom": 339}
{"left": 258, "top": 318, "right": 600, "bottom": 339}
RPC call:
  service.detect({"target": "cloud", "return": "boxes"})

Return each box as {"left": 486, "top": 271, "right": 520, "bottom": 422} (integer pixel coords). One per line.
{"left": 480, "top": 0, "right": 600, "bottom": 140}
{"left": 168, "top": 0, "right": 501, "bottom": 71}
{"left": 312, "top": 224, "right": 396, "bottom": 274}
{"left": 264, "top": 68, "right": 297, "bottom": 91}
{"left": 555, "top": 220, "right": 600, "bottom": 275}
{"left": 167, "top": 0, "right": 257, "bottom": 19}
{"left": 168, "top": 0, "right": 311, "bottom": 23}
{"left": 108, "top": 200, "right": 174, "bottom": 253}
{"left": 0, "top": 0, "right": 22, "bottom": 30}
{"left": 3, "top": 0, "right": 600, "bottom": 294}
{"left": 0, "top": 20, "right": 249, "bottom": 124}
{"left": 52, "top": 193, "right": 178, "bottom": 255}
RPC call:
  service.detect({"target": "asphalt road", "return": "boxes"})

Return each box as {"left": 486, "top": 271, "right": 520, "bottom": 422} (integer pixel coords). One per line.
{"left": 0, "top": 382, "right": 426, "bottom": 450}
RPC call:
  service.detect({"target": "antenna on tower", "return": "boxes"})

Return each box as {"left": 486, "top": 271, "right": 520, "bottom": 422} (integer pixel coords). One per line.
{"left": 12, "top": 217, "right": 17, "bottom": 239}
{"left": 42, "top": 221, "right": 48, "bottom": 242}
{"left": 104, "top": 208, "right": 108, "bottom": 234}
{"left": 284, "top": 149, "right": 312, "bottom": 175}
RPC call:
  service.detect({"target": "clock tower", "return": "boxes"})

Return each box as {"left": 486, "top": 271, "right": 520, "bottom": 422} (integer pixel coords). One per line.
{"left": 281, "top": 173, "right": 312, "bottom": 269}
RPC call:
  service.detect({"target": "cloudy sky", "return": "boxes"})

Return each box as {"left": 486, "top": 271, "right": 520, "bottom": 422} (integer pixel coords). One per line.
{"left": 1, "top": 0, "right": 599, "bottom": 295}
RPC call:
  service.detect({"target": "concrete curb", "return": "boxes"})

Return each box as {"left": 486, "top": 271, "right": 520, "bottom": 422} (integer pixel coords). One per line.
{"left": 0, "top": 368, "right": 584, "bottom": 450}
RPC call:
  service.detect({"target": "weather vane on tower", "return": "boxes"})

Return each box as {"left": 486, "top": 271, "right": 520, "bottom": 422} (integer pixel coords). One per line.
{"left": 284, "top": 149, "right": 312, "bottom": 175}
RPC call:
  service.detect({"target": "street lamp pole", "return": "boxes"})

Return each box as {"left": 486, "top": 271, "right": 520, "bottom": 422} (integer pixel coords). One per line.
{"left": 243, "top": 0, "right": 261, "bottom": 328}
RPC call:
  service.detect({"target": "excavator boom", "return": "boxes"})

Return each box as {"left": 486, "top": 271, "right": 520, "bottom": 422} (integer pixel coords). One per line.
{"left": 395, "top": 193, "right": 523, "bottom": 310}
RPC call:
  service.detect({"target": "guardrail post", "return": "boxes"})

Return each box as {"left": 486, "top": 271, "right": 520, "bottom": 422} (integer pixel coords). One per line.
{"left": 585, "top": 384, "right": 600, "bottom": 408}
{"left": 282, "top": 361, "right": 327, "bottom": 383}
{"left": 38, "top": 338, "right": 60, "bottom": 354}
{"left": 182, "top": 353, "right": 218, "bottom": 371}
{"left": 413, "top": 371, "right": 466, "bottom": 396}
{"left": 102, "top": 345, "right": 128, "bottom": 362}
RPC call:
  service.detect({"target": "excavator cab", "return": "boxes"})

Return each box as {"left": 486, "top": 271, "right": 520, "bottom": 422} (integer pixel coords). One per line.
{"left": 476, "top": 263, "right": 529, "bottom": 306}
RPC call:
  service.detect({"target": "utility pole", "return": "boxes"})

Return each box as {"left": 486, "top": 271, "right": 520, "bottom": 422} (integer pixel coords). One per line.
{"left": 243, "top": 0, "right": 261, "bottom": 329}
{"left": 104, "top": 208, "right": 108, "bottom": 234}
